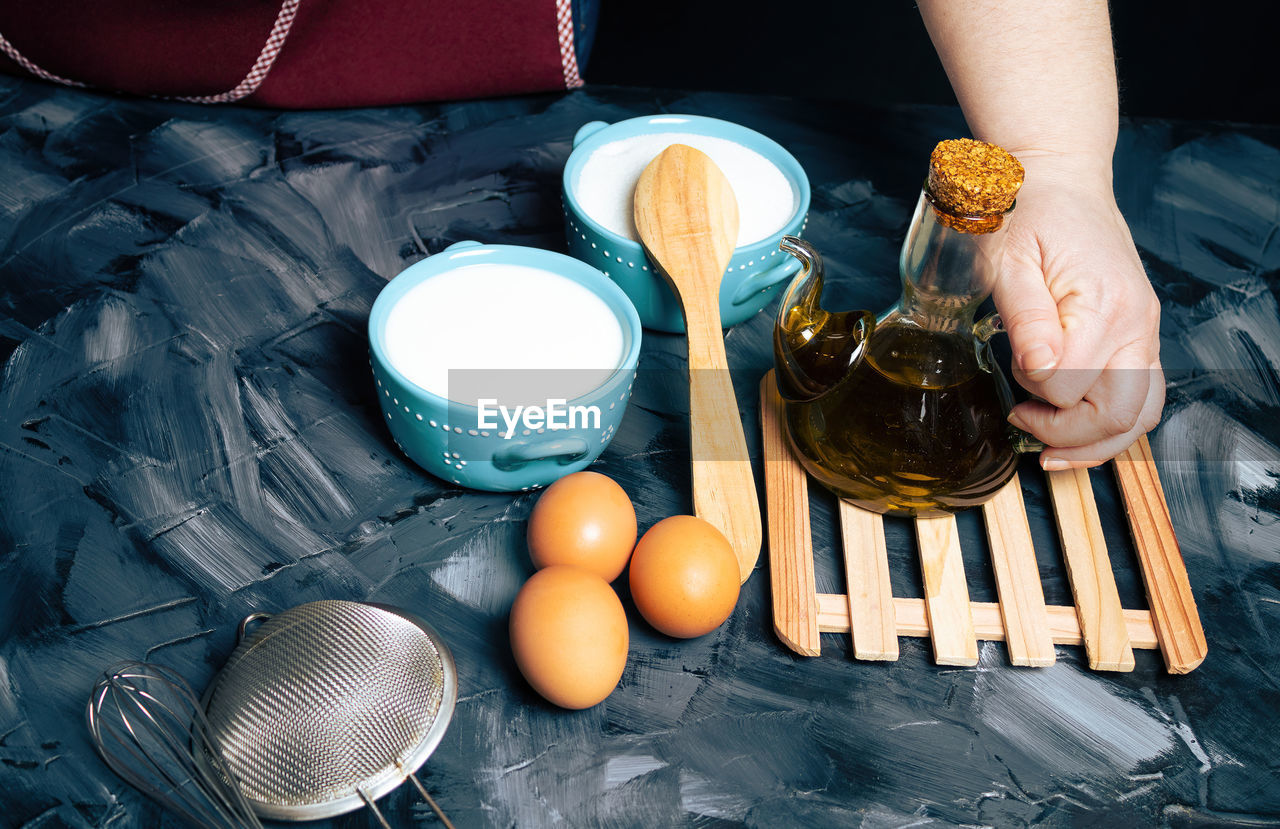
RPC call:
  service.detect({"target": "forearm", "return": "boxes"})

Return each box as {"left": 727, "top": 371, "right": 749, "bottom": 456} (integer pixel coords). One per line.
{"left": 917, "top": 0, "right": 1118, "bottom": 183}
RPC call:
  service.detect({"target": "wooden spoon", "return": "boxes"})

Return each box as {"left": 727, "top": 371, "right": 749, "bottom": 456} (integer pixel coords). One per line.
{"left": 633, "top": 144, "right": 762, "bottom": 583}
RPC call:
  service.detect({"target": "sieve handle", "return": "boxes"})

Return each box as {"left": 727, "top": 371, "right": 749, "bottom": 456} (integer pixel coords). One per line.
{"left": 403, "top": 767, "right": 457, "bottom": 829}
{"left": 358, "top": 791, "right": 394, "bottom": 829}
{"left": 235, "top": 612, "right": 271, "bottom": 645}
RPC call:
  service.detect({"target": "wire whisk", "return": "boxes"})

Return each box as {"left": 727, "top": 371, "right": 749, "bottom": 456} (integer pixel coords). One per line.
{"left": 86, "top": 660, "right": 263, "bottom": 829}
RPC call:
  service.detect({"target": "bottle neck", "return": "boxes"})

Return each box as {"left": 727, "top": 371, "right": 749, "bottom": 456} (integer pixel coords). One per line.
{"left": 893, "top": 189, "right": 1013, "bottom": 332}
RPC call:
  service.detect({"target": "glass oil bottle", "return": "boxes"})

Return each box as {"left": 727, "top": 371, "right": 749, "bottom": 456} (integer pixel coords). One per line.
{"left": 772, "top": 139, "right": 1038, "bottom": 516}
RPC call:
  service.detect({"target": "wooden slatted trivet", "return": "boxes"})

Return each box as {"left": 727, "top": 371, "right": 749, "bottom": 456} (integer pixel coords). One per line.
{"left": 759, "top": 371, "right": 1207, "bottom": 673}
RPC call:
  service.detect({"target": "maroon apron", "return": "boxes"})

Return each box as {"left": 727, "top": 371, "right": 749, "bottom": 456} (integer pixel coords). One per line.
{"left": 0, "top": 0, "right": 584, "bottom": 107}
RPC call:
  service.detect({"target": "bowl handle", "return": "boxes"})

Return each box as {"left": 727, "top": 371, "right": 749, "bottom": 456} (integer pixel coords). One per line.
{"left": 729, "top": 253, "right": 803, "bottom": 305}
{"left": 492, "top": 437, "right": 590, "bottom": 471}
{"left": 573, "top": 121, "right": 610, "bottom": 148}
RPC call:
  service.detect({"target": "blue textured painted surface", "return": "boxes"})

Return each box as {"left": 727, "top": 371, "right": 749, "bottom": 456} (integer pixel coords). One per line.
{"left": 1, "top": 76, "right": 1278, "bottom": 827}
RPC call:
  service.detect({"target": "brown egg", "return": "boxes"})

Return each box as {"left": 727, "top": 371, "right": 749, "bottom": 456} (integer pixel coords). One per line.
{"left": 527, "top": 471, "right": 637, "bottom": 582}
{"left": 628, "top": 515, "right": 741, "bottom": 639}
{"left": 509, "top": 565, "right": 629, "bottom": 709}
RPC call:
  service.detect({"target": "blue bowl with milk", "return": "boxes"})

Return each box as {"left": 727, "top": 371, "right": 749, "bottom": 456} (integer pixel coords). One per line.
{"left": 369, "top": 241, "right": 642, "bottom": 492}
{"left": 562, "top": 114, "right": 810, "bottom": 332}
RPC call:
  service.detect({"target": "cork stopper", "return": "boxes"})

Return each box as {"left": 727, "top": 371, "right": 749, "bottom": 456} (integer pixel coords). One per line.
{"left": 926, "top": 138, "right": 1024, "bottom": 232}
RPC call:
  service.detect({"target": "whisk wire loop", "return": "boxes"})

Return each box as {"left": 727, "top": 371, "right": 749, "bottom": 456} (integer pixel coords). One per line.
{"left": 86, "top": 660, "right": 264, "bottom": 829}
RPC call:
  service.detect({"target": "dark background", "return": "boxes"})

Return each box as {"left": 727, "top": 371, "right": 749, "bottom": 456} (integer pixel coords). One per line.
{"left": 587, "top": 1, "right": 1276, "bottom": 126}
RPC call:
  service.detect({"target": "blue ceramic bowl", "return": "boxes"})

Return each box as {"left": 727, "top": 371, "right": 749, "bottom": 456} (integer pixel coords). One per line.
{"left": 562, "top": 114, "right": 810, "bottom": 333}
{"left": 368, "top": 241, "right": 642, "bottom": 492}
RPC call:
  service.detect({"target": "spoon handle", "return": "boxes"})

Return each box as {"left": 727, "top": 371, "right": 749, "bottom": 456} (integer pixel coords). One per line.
{"left": 684, "top": 301, "right": 762, "bottom": 584}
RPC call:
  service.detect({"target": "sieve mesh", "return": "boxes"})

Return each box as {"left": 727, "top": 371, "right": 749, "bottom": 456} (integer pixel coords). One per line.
{"left": 202, "top": 600, "right": 450, "bottom": 814}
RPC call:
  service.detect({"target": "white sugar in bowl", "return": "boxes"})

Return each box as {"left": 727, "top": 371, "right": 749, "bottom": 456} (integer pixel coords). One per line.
{"left": 562, "top": 114, "right": 810, "bottom": 332}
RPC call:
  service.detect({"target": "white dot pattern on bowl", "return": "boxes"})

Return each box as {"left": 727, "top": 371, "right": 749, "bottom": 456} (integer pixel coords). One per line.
{"left": 564, "top": 208, "right": 810, "bottom": 311}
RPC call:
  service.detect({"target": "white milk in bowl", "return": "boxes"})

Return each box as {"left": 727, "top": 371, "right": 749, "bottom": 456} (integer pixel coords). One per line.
{"left": 382, "top": 263, "right": 624, "bottom": 406}
{"left": 574, "top": 132, "right": 796, "bottom": 246}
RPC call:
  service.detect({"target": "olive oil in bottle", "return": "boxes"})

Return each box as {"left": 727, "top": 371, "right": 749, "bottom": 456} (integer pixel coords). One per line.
{"left": 772, "top": 139, "right": 1034, "bottom": 515}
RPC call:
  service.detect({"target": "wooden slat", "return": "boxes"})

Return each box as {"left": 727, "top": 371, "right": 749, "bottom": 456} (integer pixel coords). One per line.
{"left": 838, "top": 501, "right": 899, "bottom": 660}
{"left": 915, "top": 515, "right": 978, "bottom": 666}
{"left": 1047, "top": 467, "right": 1136, "bottom": 672}
{"left": 759, "top": 372, "right": 820, "bottom": 656}
{"left": 1114, "top": 436, "right": 1207, "bottom": 673}
{"left": 982, "top": 475, "right": 1056, "bottom": 667}
{"left": 815, "top": 594, "right": 1159, "bottom": 650}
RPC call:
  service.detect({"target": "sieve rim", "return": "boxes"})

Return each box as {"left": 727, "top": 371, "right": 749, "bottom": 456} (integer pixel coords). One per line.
{"left": 200, "top": 601, "right": 458, "bottom": 822}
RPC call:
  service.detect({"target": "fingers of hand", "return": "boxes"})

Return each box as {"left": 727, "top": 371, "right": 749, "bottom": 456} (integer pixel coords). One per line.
{"left": 992, "top": 252, "right": 1064, "bottom": 383}
{"left": 1036, "top": 361, "right": 1165, "bottom": 470}
{"left": 1010, "top": 309, "right": 1107, "bottom": 410}
{"left": 1008, "top": 341, "right": 1155, "bottom": 447}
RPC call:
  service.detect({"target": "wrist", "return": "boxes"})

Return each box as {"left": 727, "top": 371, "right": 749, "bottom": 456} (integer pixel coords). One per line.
{"left": 1007, "top": 148, "right": 1115, "bottom": 194}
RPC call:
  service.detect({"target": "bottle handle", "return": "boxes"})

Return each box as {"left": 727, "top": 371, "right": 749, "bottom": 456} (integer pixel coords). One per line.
{"left": 972, "top": 311, "right": 1005, "bottom": 343}
{"left": 973, "top": 312, "right": 1046, "bottom": 454}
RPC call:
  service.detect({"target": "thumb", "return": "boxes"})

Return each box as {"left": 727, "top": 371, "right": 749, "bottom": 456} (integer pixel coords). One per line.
{"left": 993, "top": 252, "right": 1063, "bottom": 384}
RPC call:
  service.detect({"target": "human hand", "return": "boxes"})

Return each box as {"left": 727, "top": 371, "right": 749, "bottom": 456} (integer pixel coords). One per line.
{"left": 993, "top": 154, "right": 1164, "bottom": 469}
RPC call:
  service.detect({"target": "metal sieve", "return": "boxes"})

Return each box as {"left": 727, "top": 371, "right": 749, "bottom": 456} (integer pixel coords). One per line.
{"left": 201, "top": 600, "right": 457, "bottom": 826}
